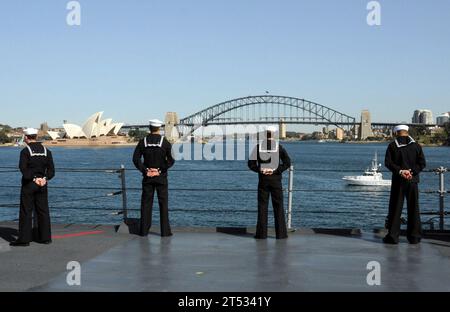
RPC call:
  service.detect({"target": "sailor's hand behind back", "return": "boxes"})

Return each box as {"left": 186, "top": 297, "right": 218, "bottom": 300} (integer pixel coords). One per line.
{"left": 33, "top": 178, "right": 47, "bottom": 187}
{"left": 400, "top": 169, "right": 413, "bottom": 180}
{"left": 261, "top": 168, "right": 274, "bottom": 176}
{"left": 146, "top": 168, "right": 160, "bottom": 177}
{"left": 405, "top": 170, "right": 413, "bottom": 180}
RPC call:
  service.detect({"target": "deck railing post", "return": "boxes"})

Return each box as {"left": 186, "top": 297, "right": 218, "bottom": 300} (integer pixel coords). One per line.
{"left": 437, "top": 167, "right": 447, "bottom": 231}
{"left": 287, "top": 165, "right": 294, "bottom": 230}
{"left": 119, "top": 164, "right": 128, "bottom": 222}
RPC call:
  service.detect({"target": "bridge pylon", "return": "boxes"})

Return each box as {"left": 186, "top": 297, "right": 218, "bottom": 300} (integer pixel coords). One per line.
{"left": 279, "top": 119, "right": 287, "bottom": 139}
{"left": 359, "top": 110, "right": 373, "bottom": 140}
{"left": 164, "top": 112, "right": 180, "bottom": 143}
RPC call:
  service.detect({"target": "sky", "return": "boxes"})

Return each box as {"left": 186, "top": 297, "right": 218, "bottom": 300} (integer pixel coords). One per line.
{"left": 1, "top": 0, "right": 450, "bottom": 129}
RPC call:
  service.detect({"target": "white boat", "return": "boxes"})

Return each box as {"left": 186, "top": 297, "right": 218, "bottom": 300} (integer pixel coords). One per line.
{"left": 14, "top": 135, "right": 25, "bottom": 147}
{"left": 342, "top": 152, "right": 391, "bottom": 186}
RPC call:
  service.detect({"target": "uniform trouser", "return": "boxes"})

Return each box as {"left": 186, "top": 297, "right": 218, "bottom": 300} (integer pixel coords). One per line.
{"left": 256, "top": 176, "right": 288, "bottom": 239}
{"left": 386, "top": 180, "right": 422, "bottom": 243}
{"left": 18, "top": 182, "right": 51, "bottom": 243}
{"left": 140, "top": 178, "right": 172, "bottom": 237}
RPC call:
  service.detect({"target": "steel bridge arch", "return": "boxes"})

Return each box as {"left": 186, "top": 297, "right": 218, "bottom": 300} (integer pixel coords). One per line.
{"left": 178, "top": 95, "right": 355, "bottom": 131}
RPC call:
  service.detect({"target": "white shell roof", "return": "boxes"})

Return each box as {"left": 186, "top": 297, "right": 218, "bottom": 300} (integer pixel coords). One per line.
{"left": 62, "top": 112, "right": 123, "bottom": 139}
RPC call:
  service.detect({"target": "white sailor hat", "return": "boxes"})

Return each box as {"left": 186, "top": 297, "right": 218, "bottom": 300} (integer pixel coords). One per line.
{"left": 266, "top": 125, "right": 278, "bottom": 132}
{"left": 149, "top": 119, "right": 163, "bottom": 127}
{"left": 23, "top": 128, "right": 38, "bottom": 136}
{"left": 393, "top": 125, "right": 409, "bottom": 133}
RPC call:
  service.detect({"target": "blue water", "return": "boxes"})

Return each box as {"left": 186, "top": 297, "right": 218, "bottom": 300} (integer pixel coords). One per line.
{"left": 0, "top": 142, "right": 449, "bottom": 230}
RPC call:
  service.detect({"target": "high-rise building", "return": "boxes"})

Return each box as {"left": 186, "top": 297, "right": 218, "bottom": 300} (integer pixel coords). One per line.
{"left": 436, "top": 113, "right": 450, "bottom": 126}
{"left": 412, "top": 109, "right": 434, "bottom": 125}
{"left": 336, "top": 127, "right": 344, "bottom": 141}
{"left": 412, "top": 110, "right": 422, "bottom": 123}
{"left": 40, "top": 122, "right": 49, "bottom": 132}
{"left": 420, "top": 110, "right": 433, "bottom": 124}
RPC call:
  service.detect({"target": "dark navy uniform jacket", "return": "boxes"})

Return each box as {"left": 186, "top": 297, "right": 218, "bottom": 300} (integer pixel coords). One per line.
{"left": 132, "top": 134, "right": 175, "bottom": 178}
{"left": 385, "top": 136, "right": 426, "bottom": 183}
{"left": 19, "top": 142, "right": 55, "bottom": 185}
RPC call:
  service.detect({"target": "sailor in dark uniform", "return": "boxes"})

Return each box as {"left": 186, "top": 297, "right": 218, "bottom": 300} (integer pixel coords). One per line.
{"left": 10, "top": 128, "right": 55, "bottom": 247}
{"left": 133, "top": 119, "right": 175, "bottom": 237}
{"left": 248, "top": 126, "right": 291, "bottom": 239}
{"left": 384, "top": 125, "right": 426, "bottom": 244}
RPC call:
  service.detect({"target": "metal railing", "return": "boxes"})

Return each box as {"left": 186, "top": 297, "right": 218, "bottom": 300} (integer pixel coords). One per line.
{"left": 434, "top": 167, "right": 448, "bottom": 230}
{"left": 285, "top": 166, "right": 448, "bottom": 231}
{"left": 0, "top": 165, "right": 448, "bottom": 230}
{"left": 0, "top": 166, "right": 126, "bottom": 221}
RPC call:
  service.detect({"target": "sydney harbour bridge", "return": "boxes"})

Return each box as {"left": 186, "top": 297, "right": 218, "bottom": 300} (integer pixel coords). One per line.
{"left": 122, "top": 95, "right": 433, "bottom": 139}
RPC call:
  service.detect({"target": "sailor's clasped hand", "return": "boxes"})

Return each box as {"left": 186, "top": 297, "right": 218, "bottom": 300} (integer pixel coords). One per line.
{"left": 400, "top": 169, "right": 413, "bottom": 181}
{"left": 146, "top": 168, "right": 160, "bottom": 177}
{"left": 33, "top": 177, "right": 47, "bottom": 187}
{"left": 261, "top": 168, "right": 274, "bottom": 176}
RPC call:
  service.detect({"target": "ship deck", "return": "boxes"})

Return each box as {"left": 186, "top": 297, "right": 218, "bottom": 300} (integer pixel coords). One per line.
{"left": 1, "top": 221, "right": 449, "bottom": 292}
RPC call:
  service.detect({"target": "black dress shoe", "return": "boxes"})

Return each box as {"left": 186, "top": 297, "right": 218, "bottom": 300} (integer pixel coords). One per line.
{"left": 37, "top": 240, "right": 52, "bottom": 245}
{"left": 161, "top": 233, "right": 173, "bottom": 237}
{"left": 254, "top": 235, "right": 267, "bottom": 240}
{"left": 383, "top": 236, "right": 398, "bottom": 245}
{"left": 9, "top": 241, "right": 30, "bottom": 247}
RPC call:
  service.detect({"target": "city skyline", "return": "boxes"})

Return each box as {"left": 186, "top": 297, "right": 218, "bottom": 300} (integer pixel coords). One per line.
{"left": 1, "top": 0, "right": 450, "bottom": 128}
{"left": 2, "top": 102, "right": 445, "bottom": 131}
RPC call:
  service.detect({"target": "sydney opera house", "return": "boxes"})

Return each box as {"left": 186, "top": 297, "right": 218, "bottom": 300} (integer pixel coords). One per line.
{"left": 45, "top": 112, "right": 128, "bottom": 146}
{"left": 62, "top": 112, "right": 123, "bottom": 139}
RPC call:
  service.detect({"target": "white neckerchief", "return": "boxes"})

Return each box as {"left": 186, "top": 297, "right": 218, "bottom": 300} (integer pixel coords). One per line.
{"left": 144, "top": 136, "right": 164, "bottom": 148}
{"left": 259, "top": 140, "right": 279, "bottom": 153}
{"left": 27, "top": 145, "right": 47, "bottom": 157}
{"left": 395, "top": 136, "right": 415, "bottom": 148}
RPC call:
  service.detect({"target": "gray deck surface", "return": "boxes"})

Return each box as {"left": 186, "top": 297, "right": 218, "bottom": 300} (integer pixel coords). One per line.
{"left": 1, "top": 222, "right": 449, "bottom": 292}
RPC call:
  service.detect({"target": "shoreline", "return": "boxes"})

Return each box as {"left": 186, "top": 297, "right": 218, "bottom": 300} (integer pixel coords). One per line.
{"left": 1, "top": 140, "right": 448, "bottom": 148}
{"left": 284, "top": 140, "right": 447, "bottom": 147}
{"left": 0, "top": 142, "right": 138, "bottom": 148}
{"left": 43, "top": 142, "right": 137, "bottom": 147}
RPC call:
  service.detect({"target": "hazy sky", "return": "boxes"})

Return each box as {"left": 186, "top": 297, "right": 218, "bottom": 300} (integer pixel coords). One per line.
{"left": 1, "top": 0, "right": 449, "bottom": 128}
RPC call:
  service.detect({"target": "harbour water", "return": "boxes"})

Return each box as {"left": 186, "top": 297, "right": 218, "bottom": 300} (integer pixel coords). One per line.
{"left": 0, "top": 142, "right": 449, "bottom": 230}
